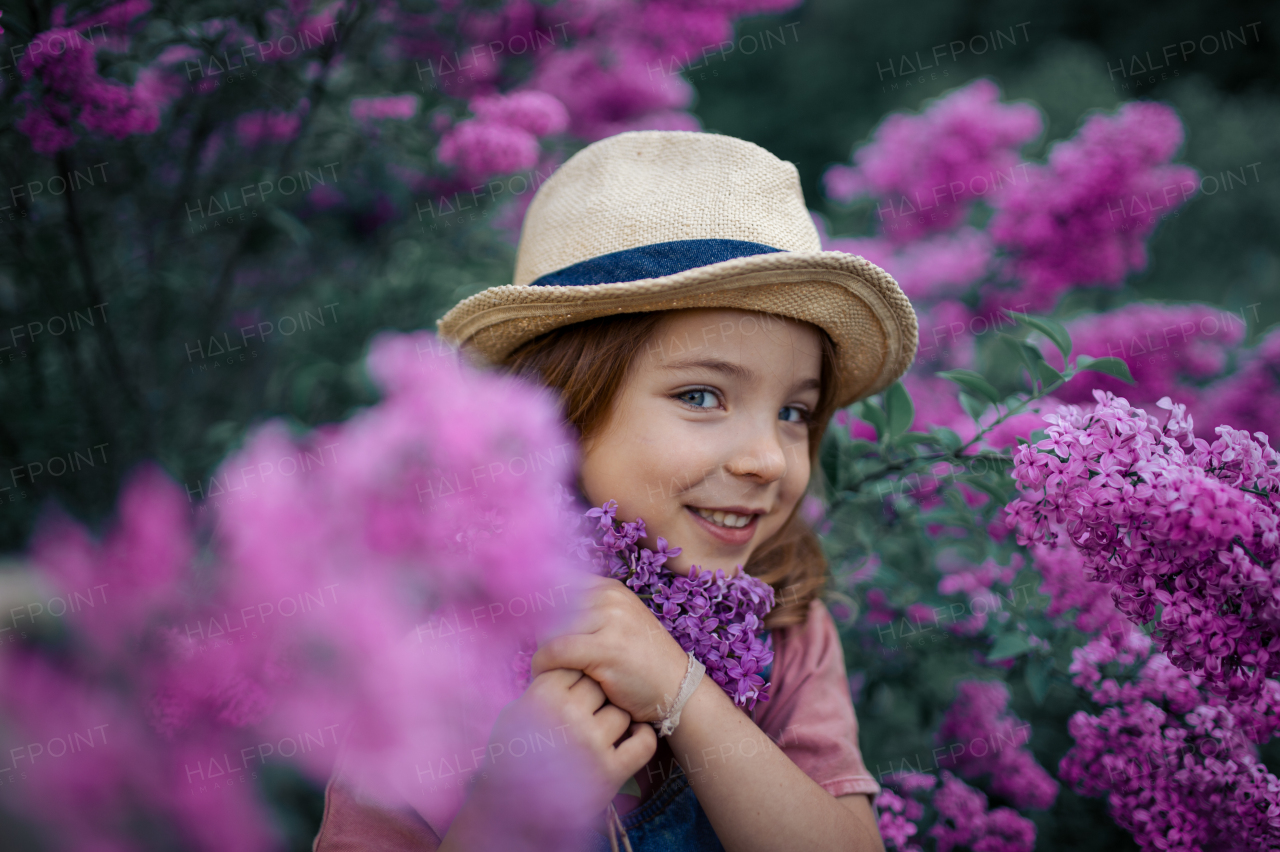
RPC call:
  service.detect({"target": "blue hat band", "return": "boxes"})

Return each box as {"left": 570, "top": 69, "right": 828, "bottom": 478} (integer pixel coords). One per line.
{"left": 528, "top": 238, "right": 785, "bottom": 288}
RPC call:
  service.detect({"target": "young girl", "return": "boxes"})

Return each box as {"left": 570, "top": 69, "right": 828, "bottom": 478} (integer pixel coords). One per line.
{"left": 313, "top": 130, "right": 917, "bottom": 851}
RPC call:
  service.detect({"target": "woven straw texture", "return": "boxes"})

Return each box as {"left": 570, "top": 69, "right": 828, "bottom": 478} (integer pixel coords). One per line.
{"left": 436, "top": 130, "right": 919, "bottom": 408}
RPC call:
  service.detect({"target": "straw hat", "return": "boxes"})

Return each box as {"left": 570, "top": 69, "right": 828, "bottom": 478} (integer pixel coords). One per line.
{"left": 436, "top": 130, "right": 917, "bottom": 409}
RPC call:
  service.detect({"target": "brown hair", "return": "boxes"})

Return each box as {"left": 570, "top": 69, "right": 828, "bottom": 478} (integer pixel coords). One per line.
{"left": 497, "top": 310, "right": 841, "bottom": 629}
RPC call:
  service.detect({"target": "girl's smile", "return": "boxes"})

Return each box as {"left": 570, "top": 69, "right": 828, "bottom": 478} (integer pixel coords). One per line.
{"left": 684, "top": 504, "right": 763, "bottom": 546}
{"left": 578, "top": 308, "right": 822, "bottom": 576}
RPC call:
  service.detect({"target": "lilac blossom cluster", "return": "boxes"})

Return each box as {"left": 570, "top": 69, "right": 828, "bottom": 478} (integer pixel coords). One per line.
{"left": 1007, "top": 390, "right": 1280, "bottom": 700}
{"left": 824, "top": 79, "right": 1042, "bottom": 243}
{"left": 15, "top": 2, "right": 169, "bottom": 154}
{"left": 987, "top": 101, "right": 1199, "bottom": 313}
{"left": 1060, "top": 630, "right": 1280, "bottom": 850}
{"left": 1202, "top": 326, "right": 1280, "bottom": 442}
{"left": 1008, "top": 391, "right": 1280, "bottom": 695}
{"left": 935, "top": 680, "right": 1059, "bottom": 810}
{"left": 576, "top": 499, "right": 777, "bottom": 710}
{"left": 877, "top": 772, "right": 1037, "bottom": 852}
{"left": 437, "top": 91, "right": 569, "bottom": 183}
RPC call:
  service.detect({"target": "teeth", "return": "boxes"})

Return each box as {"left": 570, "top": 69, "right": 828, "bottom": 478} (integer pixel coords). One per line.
{"left": 695, "top": 508, "right": 753, "bottom": 528}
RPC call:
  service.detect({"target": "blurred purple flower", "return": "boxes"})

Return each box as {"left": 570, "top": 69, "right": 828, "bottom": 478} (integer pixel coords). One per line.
{"left": 350, "top": 93, "right": 421, "bottom": 123}
{"left": 471, "top": 90, "right": 568, "bottom": 136}
{"left": 824, "top": 79, "right": 1042, "bottom": 242}
{"left": 437, "top": 117, "right": 540, "bottom": 182}
{"left": 936, "top": 680, "right": 1058, "bottom": 810}
{"left": 929, "top": 772, "right": 1037, "bottom": 852}
{"left": 988, "top": 101, "right": 1198, "bottom": 312}
{"left": 1199, "top": 324, "right": 1280, "bottom": 440}
{"left": 1044, "top": 302, "right": 1246, "bottom": 410}
{"left": 235, "top": 107, "right": 305, "bottom": 148}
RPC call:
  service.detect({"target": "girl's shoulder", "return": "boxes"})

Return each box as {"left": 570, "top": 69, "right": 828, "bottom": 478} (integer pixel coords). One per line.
{"left": 765, "top": 597, "right": 840, "bottom": 688}
{"left": 753, "top": 596, "right": 881, "bottom": 798}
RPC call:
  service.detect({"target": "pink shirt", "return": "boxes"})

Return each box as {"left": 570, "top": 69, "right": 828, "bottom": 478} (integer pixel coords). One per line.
{"left": 312, "top": 597, "right": 878, "bottom": 850}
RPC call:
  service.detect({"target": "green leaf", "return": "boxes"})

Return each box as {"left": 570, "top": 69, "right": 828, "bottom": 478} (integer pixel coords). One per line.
{"left": 1025, "top": 655, "right": 1054, "bottom": 705}
{"left": 1036, "top": 360, "right": 1065, "bottom": 386}
{"left": 1010, "top": 312, "right": 1072, "bottom": 360}
{"left": 958, "top": 391, "right": 987, "bottom": 423}
{"left": 1075, "top": 355, "right": 1135, "bottom": 384}
{"left": 857, "top": 399, "right": 888, "bottom": 441}
{"left": 988, "top": 632, "right": 1033, "bottom": 661}
{"left": 933, "top": 427, "right": 963, "bottom": 452}
{"left": 884, "top": 381, "right": 915, "bottom": 441}
{"left": 1000, "top": 334, "right": 1048, "bottom": 389}
{"left": 938, "top": 369, "right": 1001, "bottom": 404}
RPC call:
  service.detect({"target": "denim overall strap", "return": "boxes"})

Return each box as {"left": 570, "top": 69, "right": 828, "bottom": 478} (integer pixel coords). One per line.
{"left": 589, "top": 763, "right": 726, "bottom": 852}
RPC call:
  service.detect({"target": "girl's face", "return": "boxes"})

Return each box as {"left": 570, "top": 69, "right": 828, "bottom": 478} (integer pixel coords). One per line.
{"left": 578, "top": 308, "right": 822, "bottom": 577}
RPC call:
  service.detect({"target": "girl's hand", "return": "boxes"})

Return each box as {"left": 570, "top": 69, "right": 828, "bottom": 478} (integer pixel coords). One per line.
{"left": 441, "top": 668, "right": 655, "bottom": 850}
{"left": 532, "top": 575, "right": 691, "bottom": 724}
{"left": 484, "top": 667, "right": 655, "bottom": 812}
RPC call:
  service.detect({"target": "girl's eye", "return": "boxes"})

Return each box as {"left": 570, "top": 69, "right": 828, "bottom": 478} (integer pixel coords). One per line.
{"left": 779, "top": 405, "right": 810, "bottom": 423}
{"left": 676, "top": 389, "right": 720, "bottom": 409}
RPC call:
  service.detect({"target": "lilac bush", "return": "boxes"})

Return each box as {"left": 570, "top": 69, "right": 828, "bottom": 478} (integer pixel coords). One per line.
{"left": 821, "top": 77, "right": 1277, "bottom": 852}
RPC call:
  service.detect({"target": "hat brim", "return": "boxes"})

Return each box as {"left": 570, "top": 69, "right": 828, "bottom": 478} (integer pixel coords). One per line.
{"left": 436, "top": 250, "right": 918, "bottom": 410}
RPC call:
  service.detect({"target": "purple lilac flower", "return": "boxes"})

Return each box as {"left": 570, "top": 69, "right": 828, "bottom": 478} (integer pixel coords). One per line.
{"left": 875, "top": 787, "right": 925, "bottom": 851}
{"left": 1044, "top": 302, "right": 1246, "bottom": 410}
{"left": 437, "top": 118, "right": 541, "bottom": 182}
{"left": 470, "top": 90, "right": 568, "bottom": 137}
{"left": 1199, "top": 324, "right": 1280, "bottom": 440}
{"left": 15, "top": 4, "right": 166, "bottom": 155}
{"left": 929, "top": 772, "right": 1037, "bottom": 852}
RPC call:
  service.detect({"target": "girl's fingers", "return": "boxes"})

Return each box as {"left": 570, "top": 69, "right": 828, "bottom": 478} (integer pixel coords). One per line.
{"left": 530, "top": 633, "right": 595, "bottom": 678}
{"left": 593, "top": 701, "right": 632, "bottom": 737}
{"left": 565, "top": 667, "right": 607, "bottom": 710}
{"left": 528, "top": 666, "right": 586, "bottom": 695}
{"left": 611, "top": 722, "right": 657, "bottom": 777}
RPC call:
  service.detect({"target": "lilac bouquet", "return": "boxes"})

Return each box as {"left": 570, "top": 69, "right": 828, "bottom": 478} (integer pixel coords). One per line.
{"left": 569, "top": 500, "right": 777, "bottom": 711}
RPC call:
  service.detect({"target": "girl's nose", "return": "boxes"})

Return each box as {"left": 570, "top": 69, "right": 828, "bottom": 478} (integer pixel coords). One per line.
{"left": 724, "top": 423, "right": 790, "bottom": 483}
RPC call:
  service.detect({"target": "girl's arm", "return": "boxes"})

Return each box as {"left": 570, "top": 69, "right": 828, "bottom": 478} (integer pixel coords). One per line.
{"left": 532, "top": 575, "right": 885, "bottom": 852}
{"left": 665, "top": 676, "right": 884, "bottom": 852}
